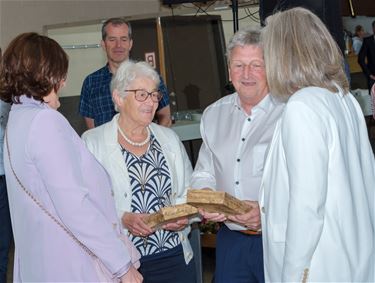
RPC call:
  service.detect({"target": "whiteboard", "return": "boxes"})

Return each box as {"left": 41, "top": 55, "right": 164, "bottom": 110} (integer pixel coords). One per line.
{"left": 48, "top": 24, "right": 107, "bottom": 97}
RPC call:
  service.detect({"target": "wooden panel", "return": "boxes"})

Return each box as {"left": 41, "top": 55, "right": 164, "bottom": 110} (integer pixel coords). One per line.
{"left": 201, "top": 234, "right": 216, "bottom": 248}
{"left": 347, "top": 53, "right": 362, "bottom": 73}
{"left": 162, "top": 15, "right": 228, "bottom": 112}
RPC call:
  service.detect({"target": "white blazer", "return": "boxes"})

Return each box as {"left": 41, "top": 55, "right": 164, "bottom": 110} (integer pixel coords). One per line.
{"left": 82, "top": 114, "right": 194, "bottom": 264}
{"left": 260, "top": 87, "right": 375, "bottom": 282}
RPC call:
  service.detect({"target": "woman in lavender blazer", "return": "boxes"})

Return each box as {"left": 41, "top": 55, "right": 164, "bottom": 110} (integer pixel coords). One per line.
{"left": 0, "top": 33, "right": 142, "bottom": 282}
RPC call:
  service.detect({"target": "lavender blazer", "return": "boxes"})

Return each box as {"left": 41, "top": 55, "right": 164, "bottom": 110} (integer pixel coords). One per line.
{"left": 4, "top": 96, "right": 131, "bottom": 282}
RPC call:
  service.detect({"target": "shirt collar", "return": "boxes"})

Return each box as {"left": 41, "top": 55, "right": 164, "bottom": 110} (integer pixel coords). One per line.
{"left": 231, "top": 92, "right": 277, "bottom": 116}
{"left": 105, "top": 63, "right": 113, "bottom": 75}
{"left": 17, "top": 95, "right": 51, "bottom": 109}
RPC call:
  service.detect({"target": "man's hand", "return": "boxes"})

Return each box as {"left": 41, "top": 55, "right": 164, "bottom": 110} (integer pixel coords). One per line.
{"left": 156, "top": 106, "right": 172, "bottom": 127}
{"left": 199, "top": 208, "right": 227, "bottom": 222}
{"left": 122, "top": 212, "right": 154, "bottom": 237}
{"left": 227, "top": 201, "right": 261, "bottom": 231}
{"left": 84, "top": 117, "right": 95, "bottom": 129}
{"left": 162, "top": 217, "right": 189, "bottom": 231}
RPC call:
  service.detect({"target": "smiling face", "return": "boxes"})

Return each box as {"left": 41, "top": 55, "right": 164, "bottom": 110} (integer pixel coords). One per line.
{"left": 118, "top": 77, "right": 159, "bottom": 127}
{"left": 101, "top": 23, "right": 133, "bottom": 66}
{"left": 229, "top": 45, "right": 268, "bottom": 113}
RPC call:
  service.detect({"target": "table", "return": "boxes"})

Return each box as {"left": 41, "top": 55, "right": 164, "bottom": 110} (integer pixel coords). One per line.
{"left": 171, "top": 119, "right": 201, "bottom": 166}
{"left": 171, "top": 120, "right": 201, "bottom": 141}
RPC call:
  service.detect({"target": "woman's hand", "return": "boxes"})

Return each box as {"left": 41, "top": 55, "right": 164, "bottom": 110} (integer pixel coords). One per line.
{"left": 227, "top": 200, "right": 261, "bottom": 231}
{"left": 120, "top": 265, "right": 143, "bottom": 283}
{"left": 122, "top": 212, "right": 154, "bottom": 237}
{"left": 198, "top": 208, "right": 227, "bottom": 222}
{"left": 162, "top": 217, "right": 189, "bottom": 231}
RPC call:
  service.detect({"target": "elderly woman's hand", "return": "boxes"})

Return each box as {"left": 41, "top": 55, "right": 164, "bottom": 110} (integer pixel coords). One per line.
{"left": 122, "top": 212, "right": 154, "bottom": 237}
{"left": 162, "top": 217, "right": 189, "bottom": 231}
{"left": 227, "top": 200, "right": 261, "bottom": 231}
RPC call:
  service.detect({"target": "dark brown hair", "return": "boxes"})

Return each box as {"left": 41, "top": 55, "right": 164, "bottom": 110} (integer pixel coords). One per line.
{"left": 0, "top": 32, "right": 68, "bottom": 104}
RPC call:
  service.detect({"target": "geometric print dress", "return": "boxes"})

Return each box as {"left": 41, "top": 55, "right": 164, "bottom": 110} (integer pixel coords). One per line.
{"left": 121, "top": 134, "right": 180, "bottom": 257}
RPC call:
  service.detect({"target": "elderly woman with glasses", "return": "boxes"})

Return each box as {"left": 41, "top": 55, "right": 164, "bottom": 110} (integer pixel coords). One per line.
{"left": 82, "top": 60, "right": 196, "bottom": 283}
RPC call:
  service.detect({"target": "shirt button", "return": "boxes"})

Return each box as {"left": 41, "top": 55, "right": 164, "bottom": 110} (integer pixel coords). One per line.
{"left": 235, "top": 181, "right": 239, "bottom": 185}
{"left": 111, "top": 190, "right": 114, "bottom": 196}
{"left": 236, "top": 158, "right": 240, "bottom": 162}
{"left": 241, "top": 138, "right": 245, "bottom": 142}
{"left": 124, "top": 192, "right": 128, "bottom": 198}
{"left": 261, "top": 207, "right": 266, "bottom": 213}
{"left": 247, "top": 118, "right": 251, "bottom": 122}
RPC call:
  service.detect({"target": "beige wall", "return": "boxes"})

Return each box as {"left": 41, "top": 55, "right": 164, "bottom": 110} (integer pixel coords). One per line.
{"left": 0, "top": 0, "right": 165, "bottom": 48}
{"left": 0, "top": 0, "right": 261, "bottom": 96}
{"left": 0, "top": 1, "right": 262, "bottom": 48}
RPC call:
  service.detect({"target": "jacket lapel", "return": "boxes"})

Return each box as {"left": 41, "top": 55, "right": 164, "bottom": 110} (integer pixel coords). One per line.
{"left": 104, "top": 114, "right": 131, "bottom": 184}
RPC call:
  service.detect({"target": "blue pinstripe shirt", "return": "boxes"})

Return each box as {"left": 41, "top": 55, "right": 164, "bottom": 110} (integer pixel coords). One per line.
{"left": 79, "top": 64, "right": 170, "bottom": 127}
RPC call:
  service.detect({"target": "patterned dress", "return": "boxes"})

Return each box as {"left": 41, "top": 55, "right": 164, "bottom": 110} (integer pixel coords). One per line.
{"left": 121, "top": 134, "right": 180, "bottom": 257}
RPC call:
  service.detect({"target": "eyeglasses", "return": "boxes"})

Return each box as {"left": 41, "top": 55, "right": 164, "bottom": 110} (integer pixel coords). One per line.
{"left": 230, "top": 60, "right": 265, "bottom": 73}
{"left": 125, "top": 89, "right": 163, "bottom": 103}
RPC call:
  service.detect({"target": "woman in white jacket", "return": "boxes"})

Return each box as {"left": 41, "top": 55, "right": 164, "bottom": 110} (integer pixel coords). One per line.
{"left": 82, "top": 60, "right": 195, "bottom": 283}
{"left": 260, "top": 7, "right": 375, "bottom": 282}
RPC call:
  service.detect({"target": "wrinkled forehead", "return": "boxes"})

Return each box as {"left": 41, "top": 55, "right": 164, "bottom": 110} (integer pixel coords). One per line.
{"left": 127, "top": 76, "right": 158, "bottom": 90}
{"left": 105, "top": 23, "right": 130, "bottom": 38}
{"left": 229, "top": 44, "right": 264, "bottom": 62}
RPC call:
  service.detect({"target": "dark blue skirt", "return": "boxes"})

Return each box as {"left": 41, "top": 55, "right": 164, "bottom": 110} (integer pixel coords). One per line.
{"left": 139, "top": 244, "right": 196, "bottom": 283}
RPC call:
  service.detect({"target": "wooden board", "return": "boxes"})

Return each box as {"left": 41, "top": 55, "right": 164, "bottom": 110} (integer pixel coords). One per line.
{"left": 144, "top": 204, "right": 199, "bottom": 229}
{"left": 187, "top": 189, "right": 251, "bottom": 216}
{"left": 348, "top": 53, "right": 362, "bottom": 74}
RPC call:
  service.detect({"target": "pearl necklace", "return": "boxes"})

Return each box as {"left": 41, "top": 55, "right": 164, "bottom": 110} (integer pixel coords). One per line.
{"left": 117, "top": 121, "right": 150, "bottom": 147}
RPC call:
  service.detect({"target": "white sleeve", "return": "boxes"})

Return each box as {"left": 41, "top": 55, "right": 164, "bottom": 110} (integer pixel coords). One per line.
{"left": 280, "top": 100, "right": 329, "bottom": 282}
{"left": 190, "top": 115, "right": 217, "bottom": 190}
{"left": 175, "top": 135, "right": 193, "bottom": 204}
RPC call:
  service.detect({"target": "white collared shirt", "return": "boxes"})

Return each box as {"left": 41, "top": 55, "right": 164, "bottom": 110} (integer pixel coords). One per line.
{"left": 191, "top": 92, "right": 284, "bottom": 207}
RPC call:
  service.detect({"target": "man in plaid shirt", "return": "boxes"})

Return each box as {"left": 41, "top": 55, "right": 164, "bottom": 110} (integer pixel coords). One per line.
{"left": 79, "top": 18, "right": 171, "bottom": 129}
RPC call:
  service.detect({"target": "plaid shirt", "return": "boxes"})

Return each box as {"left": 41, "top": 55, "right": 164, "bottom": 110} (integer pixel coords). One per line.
{"left": 79, "top": 64, "right": 170, "bottom": 127}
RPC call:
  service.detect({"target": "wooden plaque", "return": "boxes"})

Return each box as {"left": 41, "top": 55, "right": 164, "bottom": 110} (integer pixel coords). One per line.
{"left": 187, "top": 189, "right": 251, "bottom": 216}
{"left": 144, "top": 204, "right": 199, "bottom": 229}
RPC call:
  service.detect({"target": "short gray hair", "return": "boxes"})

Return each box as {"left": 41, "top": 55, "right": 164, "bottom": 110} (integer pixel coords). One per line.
{"left": 111, "top": 60, "right": 160, "bottom": 111}
{"left": 226, "top": 27, "right": 261, "bottom": 64}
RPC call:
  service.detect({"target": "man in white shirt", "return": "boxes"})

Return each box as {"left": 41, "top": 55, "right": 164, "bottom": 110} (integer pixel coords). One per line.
{"left": 191, "top": 27, "right": 284, "bottom": 283}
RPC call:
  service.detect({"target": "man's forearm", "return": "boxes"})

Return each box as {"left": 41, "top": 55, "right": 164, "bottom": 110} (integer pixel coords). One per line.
{"left": 84, "top": 117, "right": 95, "bottom": 129}
{"left": 156, "top": 106, "right": 172, "bottom": 127}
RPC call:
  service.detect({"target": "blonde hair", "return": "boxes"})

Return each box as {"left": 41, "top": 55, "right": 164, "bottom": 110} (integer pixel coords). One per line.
{"left": 261, "top": 7, "right": 349, "bottom": 101}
